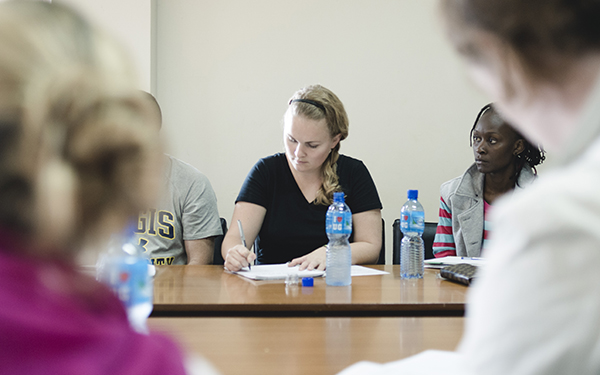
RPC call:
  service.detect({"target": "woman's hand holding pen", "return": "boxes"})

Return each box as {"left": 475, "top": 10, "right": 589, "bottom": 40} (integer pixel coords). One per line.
{"left": 222, "top": 204, "right": 264, "bottom": 272}
{"left": 288, "top": 246, "right": 327, "bottom": 271}
{"left": 224, "top": 245, "right": 256, "bottom": 272}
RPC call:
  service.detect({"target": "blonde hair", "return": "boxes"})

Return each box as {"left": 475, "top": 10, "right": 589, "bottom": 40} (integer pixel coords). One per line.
{"left": 0, "top": 2, "right": 161, "bottom": 256}
{"left": 287, "top": 84, "right": 349, "bottom": 205}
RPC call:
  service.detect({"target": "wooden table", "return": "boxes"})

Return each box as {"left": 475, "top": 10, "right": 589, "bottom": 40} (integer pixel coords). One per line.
{"left": 152, "top": 265, "right": 468, "bottom": 317}
{"left": 150, "top": 316, "right": 464, "bottom": 375}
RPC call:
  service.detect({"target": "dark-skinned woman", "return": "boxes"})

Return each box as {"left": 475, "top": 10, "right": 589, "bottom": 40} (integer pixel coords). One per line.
{"left": 432, "top": 104, "right": 545, "bottom": 258}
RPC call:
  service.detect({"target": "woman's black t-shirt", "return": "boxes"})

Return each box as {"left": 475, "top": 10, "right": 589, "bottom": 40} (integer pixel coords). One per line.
{"left": 236, "top": 153, "right": 382, "bottom": 264}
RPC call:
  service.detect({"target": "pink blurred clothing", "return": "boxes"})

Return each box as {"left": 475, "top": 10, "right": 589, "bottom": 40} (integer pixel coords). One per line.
{"left": 0, "top": 234, "right": 187, "bottom": 375}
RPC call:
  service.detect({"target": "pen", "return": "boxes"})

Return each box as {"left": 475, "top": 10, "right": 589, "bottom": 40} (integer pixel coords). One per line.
{"left": 460, "top": 257, "right": 483, "bottom": 260}
{"left": 237, "top": 220, "right": 251, "bottom": 270}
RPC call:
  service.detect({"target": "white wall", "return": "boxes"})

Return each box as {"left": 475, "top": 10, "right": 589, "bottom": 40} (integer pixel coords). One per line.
{"left": 57, "top": 0, "right": 153, "bottom": 91}
{"left": 60, "top": 0, "right": 488, "bottom": 264}
{"left": 155, "top": 1, "right": 486, "bottom": 263}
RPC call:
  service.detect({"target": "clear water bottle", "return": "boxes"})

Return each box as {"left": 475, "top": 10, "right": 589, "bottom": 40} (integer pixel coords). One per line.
{"left": 96, "top": 223, "right": 153, "bottom": 333}
{"left": 326, "top": 192, "right": 352, "bottom": 286}
{"left": 400, "top": 189, "right": 425, "bottom": 279}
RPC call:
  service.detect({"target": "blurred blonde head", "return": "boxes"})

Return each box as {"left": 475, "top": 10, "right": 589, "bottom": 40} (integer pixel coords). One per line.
{"left": 0, "top": 2, "right": 161, "bottom": 257}
{"left": 286, "top": 84, "right": 349, "bottom": 205}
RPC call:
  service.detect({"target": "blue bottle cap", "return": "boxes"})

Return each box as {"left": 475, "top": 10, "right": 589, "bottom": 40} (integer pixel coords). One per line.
{"left": 302, "top": 277, "right": 314, "bottom": 287}
{"left": 407, "top": 189, "right": 418, "bottom": 199}
{"left": 333, "top": 192, "right": 345, "bottom": 202}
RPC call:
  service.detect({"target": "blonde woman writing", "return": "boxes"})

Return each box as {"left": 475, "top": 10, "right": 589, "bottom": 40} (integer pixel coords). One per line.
{"left": 222, "top": 85, "right": 382, "bottom": 271}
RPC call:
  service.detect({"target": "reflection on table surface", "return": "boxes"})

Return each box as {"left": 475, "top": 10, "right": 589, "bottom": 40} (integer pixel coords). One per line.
{"left": 152, "top": 265, "right": 468, "bottom": 317}
{"left": 150, "top": 316, "right": 464, "bottom": 375}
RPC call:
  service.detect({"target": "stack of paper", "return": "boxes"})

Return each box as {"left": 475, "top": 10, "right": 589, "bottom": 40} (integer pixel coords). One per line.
{"left": 424, "top": 256, "right": 486, "bottom": 269}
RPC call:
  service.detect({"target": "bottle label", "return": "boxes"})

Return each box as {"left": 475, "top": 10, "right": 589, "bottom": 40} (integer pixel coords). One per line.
{"left": 327, "top": 212, "right": 352, "bottom": 234}
{"left": 400, "top": 211, "right": 424, "bottom": 233}
{"left": 105, "top": 257, "right": 152, "bottom": 308}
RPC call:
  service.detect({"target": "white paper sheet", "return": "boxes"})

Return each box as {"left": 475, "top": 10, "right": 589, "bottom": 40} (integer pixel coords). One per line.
{"left": 424, "top": 256, "right": 486, "bottom": 269}
{"left": 230, "top": 264, "right": 388, "bottom": 280}
{"left": 231, "top": 264, "right": 325, "bottom": 280}
{"left": 350, "top": 265, "right": 389, "bottom": 276}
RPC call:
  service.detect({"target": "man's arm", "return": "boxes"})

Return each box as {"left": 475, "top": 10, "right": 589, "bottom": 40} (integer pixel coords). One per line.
{"left": 184, "top": 237, "right": 215, "bottom": 265}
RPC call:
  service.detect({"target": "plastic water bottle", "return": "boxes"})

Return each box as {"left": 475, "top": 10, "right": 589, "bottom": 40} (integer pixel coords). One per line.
{"left": 326, "top": 192, "right": 352, "bottom": 286}
{"left": 400, "top": 189, "right": 425, "bottom": 279}
{"left": 97, "top": 224, "right": 153, "bottom": 333}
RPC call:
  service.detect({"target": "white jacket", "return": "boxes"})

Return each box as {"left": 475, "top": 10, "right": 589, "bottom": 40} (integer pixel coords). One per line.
{"left": 338, "top": 78, "right": 600, "bottom": 375}
{"left": 458, "top": 85, "right": 600, "bottom": 374}
{"left": 439, "top": 163, "right": 536, "bottom": 257}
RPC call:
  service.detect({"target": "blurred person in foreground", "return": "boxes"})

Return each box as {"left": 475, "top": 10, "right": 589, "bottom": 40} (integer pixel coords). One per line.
{"left": 339, "top": 0, "right": 600, "bottom": 374}
{"left": 0, "top": 2, "right": 217, "bottom": 374}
